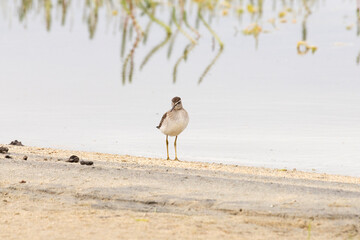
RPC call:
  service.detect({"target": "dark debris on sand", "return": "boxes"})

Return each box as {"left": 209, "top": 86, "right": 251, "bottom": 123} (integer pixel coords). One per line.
{"left": 66, "top": 155, "right": 80, "bottom": 163}
{"left": 80, "top": 160, "right": 93, "bottom": 166}
{"left": 10, "top": 140, "right": 24, "bottom": 146}
{"left": 0, "top": 147, "right": 9, "bottom": 154}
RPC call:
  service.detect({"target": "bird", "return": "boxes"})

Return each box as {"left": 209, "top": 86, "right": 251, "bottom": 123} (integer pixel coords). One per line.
{"left": 156, "top": 96, "right": 189, "bottom": 160}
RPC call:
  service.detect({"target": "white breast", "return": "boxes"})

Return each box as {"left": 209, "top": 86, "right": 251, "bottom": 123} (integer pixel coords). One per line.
{"left": 160, "top": 109, "right": 189, "bottom": 136}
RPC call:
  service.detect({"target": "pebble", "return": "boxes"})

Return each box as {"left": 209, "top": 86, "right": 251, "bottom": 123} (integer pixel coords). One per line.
{"left": 66, "top": 155, "right": 79, "bottom": 163}
{"left": 5, "top": 155, "right": 12, "bottom": 159}
{"left": 0, "top": 146, "right": 9, "bottom": 154}
{"left": 19, "top": 180, "right": 26, "bottom": 184}
{"left": 80, "top": 160, "right": 93, "bottom": 166}
{"left": 10, "top": 140, "right": 23, "bottom": 146}
{"left": 23, "top": 156, "right": 28, "bottom": 160}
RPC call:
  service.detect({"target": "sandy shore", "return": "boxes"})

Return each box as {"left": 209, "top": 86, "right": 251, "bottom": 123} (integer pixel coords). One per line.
{"left": 0, "top": 144, "right": 359, "bottom": 239}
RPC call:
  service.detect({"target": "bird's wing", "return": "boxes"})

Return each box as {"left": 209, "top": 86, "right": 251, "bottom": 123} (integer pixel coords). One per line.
{"left": 156, "top": 112, "right": 167, "bottom": 129}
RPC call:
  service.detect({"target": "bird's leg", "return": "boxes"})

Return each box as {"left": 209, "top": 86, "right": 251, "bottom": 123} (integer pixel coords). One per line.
{"left": 174, "top": 136, "right": 179, "bottom": 161}
{"left": 166, "top": 135, "right": 170, "bottom": 160}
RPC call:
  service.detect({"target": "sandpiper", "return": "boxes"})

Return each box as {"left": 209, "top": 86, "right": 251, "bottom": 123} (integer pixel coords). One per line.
{"left": 156, "top": 97, "right": 189, "bottom": 160}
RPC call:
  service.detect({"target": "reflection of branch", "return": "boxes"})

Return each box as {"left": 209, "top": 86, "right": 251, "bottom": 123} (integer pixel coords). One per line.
{"left": 172, "top": 8, "right": 201, "bottom": 83}
{"left": 167, "top": 30, "right": 179, "bottom": 59}
{"left": 138, "top": 2, "right": 172, "bottom": 69}
{"left": 173, "top": 32, "right": 201, "bottom": 83}
{"left": 302, "top": 0, "right": 312, "bottom": 14}
{"left": 195, "top": 6, "right": 223, "bottom": 84}
{"left": 129, "top": 23, "right": 133, "bottom": 41}
{"left": 139, "top": 2, "right": 172, "bottom": 35}
{"left": 123, "top": 41, "right": 140, "bottom": 84}
{"left": 167, "top": 6, "right": 183, "bottom": 59}
{"left": 198, "top": 48, "right": 223, "bottom": 84}
{"left": 142, "top": 9, "right": 155, "bottom": 45}
{"left": 87, "top": 0, "right": 99, "bottom": 39}
{"left": 356, "top": 3, "right": 359, "bottom": 65}
{"left": 183, "top": 11, "right": 201, "bottom": 39}
{"left": 121, "top": 16, "right": 129, "bottom": 58}
{"left": 357, "top": 6, "right": 360, "bottom": 36}
{"left": 129, "top": 55, "right": 134, "bottom": 83}
{"left": 140, "top": 35, "right": 171, "bottom": 69}
{"left": 173, "top": 43, "right": 194, "bottom": 83}
{"left": 172, "top": 7, "right": 197, "bottom": 44}
{"left": 301, "top": 0, "right": 318, "bottom": 41}
{"left": 198, "top": 9, "right": 224, "bottom": 49}
{"left": 302, "top": 16, "right": 308, "bottom": 41}
{"left": 302, "top": 0, "right": 312, "bottom": 41}
{"left": 166, "top": 8, "right": 178, "bottom": 59}
{"left": 172, "top": 1, "right": 202, "bottom": 83}
{"left": 19, "top": 0, "right": 34, "bottom": 22}
{"left": 59, "top": 0, "right": 69, "bottom": 25}
{"left": 257, "top": 0, "right": 263, "bottom": 18}
{"left": 122, "top": 0, "right": 143, "bottom": 84}
{"left": 44, "top": 0, "right": 52, "bottom": 31}
{"left": 122, "top": 53, "right": 130, "bottom": 84}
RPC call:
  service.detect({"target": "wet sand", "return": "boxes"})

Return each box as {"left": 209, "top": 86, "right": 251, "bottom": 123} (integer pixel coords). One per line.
{"left": 0, "top": 144, "right": 359, "bottom": 239}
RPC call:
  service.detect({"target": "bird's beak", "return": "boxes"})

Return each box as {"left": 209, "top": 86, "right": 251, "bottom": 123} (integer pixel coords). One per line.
{"left": 170, "top": 100, "right": 181, "bottom": 111}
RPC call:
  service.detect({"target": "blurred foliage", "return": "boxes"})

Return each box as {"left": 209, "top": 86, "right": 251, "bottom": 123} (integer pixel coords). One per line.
{"left": 3, "top": 0, "right": 360, "bottom": 82}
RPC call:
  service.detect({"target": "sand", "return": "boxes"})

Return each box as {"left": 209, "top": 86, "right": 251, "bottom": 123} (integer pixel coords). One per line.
{"left": 0, "top": 144, "right": 359, "bottom": 239}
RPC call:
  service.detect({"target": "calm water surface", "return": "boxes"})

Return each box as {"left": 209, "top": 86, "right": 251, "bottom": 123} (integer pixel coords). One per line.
{"left": 1, "top": 1, "right": 360, "bottom": 176}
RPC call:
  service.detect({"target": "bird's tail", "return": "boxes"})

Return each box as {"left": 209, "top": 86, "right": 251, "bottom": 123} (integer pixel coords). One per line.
{"left": 156, "top": 126, "right": 160, "bottom": 129}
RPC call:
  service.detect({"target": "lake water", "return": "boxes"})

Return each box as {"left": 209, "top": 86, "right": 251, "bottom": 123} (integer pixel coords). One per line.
{"left": 1, "top": 0, "right": 360, "bottom": 176}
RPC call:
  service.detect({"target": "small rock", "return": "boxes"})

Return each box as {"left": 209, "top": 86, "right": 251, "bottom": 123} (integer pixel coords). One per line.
{"left": 23, "top": 156, "right": 28, "bottom": 161}
{"left": 66, "top": 155, "right": 79, "bottom": 163}
{"left": 19, "top": 180, "right": 26, "bottom": 184}
{"left": 80, "top": 160, "right": 93, "bottom": 166}
{"left": 5, "top": 155, "right": 12, "bottom": 159}
{"left": 10, "top": 140, "right": 23, "bottom": 146}
{"left": 0, "top": 146, "right": 9, "bottom": 154}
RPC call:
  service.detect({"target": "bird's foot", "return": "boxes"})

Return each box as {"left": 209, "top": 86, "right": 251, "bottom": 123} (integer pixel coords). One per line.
{"left": 167, "top": 157, "right": 170, "bottom": 160}
{"left": 174, "top": 158, "right": 180, "bottom": 161}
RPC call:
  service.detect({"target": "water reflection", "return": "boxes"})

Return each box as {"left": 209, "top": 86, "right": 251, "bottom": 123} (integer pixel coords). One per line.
{"left": 1, "top": 1, "right": 360, "bottom": 176}
{"left": 357, "top": 2, "right": 360, "bottom": 64}
{"left": 2, "top": 0, "right": 360, "bottom": 82}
